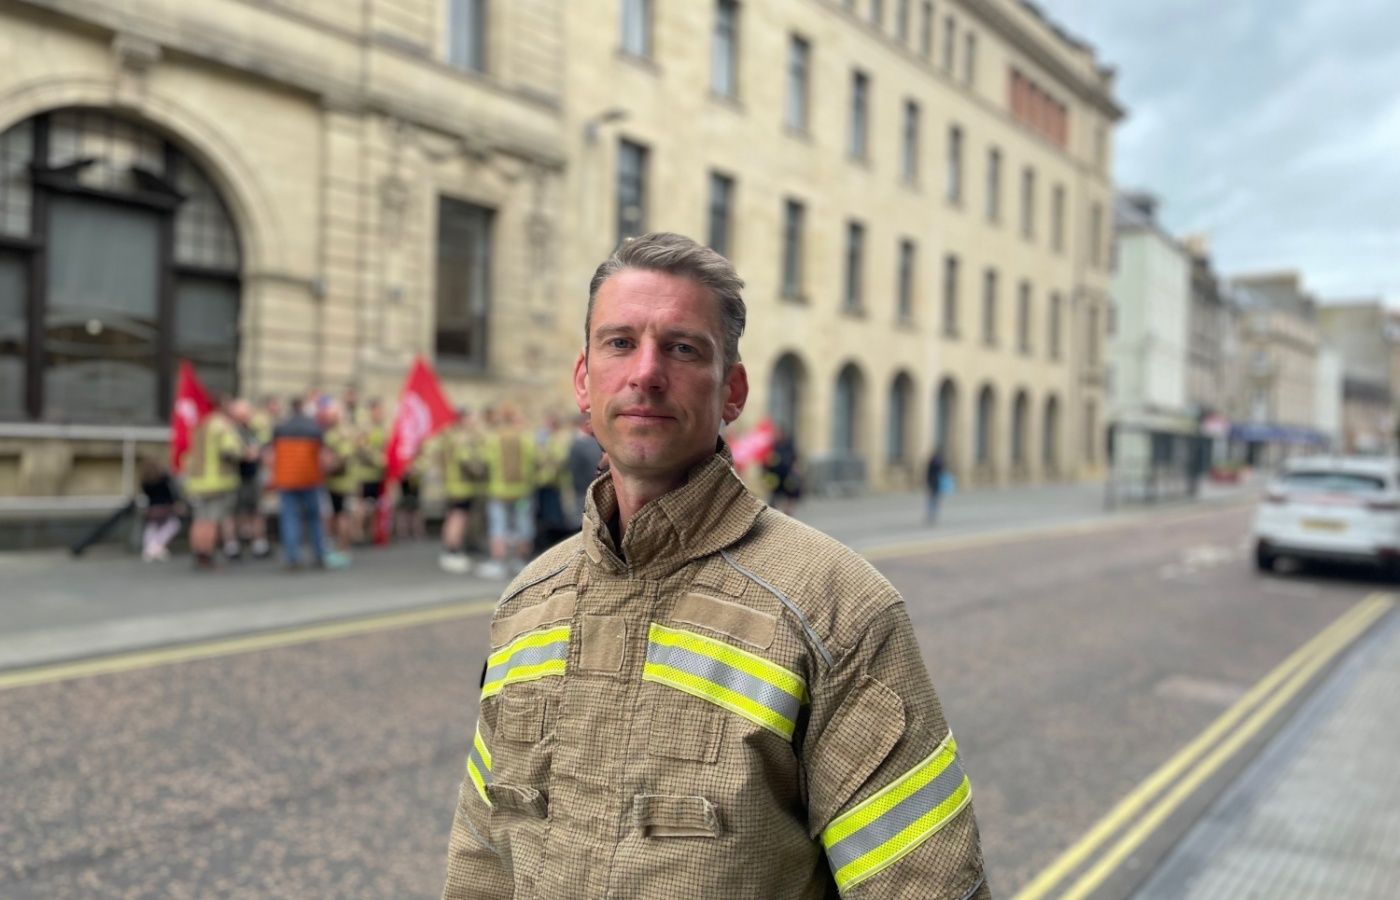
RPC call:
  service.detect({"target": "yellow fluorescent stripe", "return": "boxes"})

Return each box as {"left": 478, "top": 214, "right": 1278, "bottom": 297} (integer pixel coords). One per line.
{"left": 824, "top": 734, "right": 960, "bottom": 847}
{"left": 835, "top": 776, "right": 972, "bottom": 889}
{"left": 480, "top": 659, "right": 567, "bottom": 698}
{"left": 474, "top": 724, "right": 492, "bottom": 770}
{"left": 466, "top": 757, "right": 490, "bottom": 805}
{"left": 643, "top": 662, "right": 795, "bottom": 739}
{"left": 648, "top": 623, "right": 807, "bottom": 700}
{"left": 487, "top": 625, "right": 571, "bottom": 667}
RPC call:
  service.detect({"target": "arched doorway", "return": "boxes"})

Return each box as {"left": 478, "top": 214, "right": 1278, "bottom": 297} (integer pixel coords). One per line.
{"left": 886, "top": 371, "right": 914, "bottom": 465}
{"left": 0, "top": 108, "right": 242, "bottom": 423}
{"left": 1011, "top": 389, "right": 1030, "bottom": 469}
{"left": 975, "top": 383, "right": 996, "bottom": 469}
{"left": 934, "top": 377, "right": 958, "bottom": 468}
{"left": 1043, "top": 394, "right": 1060, "bottom": 474}
{"left": 768, "top": 351, "right": 808, "bottom": 448}
{"left": 832, "top": 361, "right": 866, "bottom": 458}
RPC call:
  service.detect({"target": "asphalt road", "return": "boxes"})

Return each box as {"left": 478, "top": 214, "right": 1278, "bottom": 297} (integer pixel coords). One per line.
{"left": 0, "top": 502, "right": 1383, "bottom": 898}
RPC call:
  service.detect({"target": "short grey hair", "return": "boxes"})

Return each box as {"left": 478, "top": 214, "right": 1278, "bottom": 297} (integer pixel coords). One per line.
{"left": 586, "top": 232, "right": 746, "bottom": 371}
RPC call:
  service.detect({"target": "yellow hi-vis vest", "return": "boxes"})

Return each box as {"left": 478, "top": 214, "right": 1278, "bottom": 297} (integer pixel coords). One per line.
{"left": 535, "top": 430, "right": 572, "bottom": 492}
{"left": 353, "top": 423, "right": 388, "bottom": 484}
{"left": 324, "top": 424, "right": 359, "bottom": 495}
{"left": 185, "top": 413, "right": 242, "bottom": 496}
{"left": 483, "top": 429, "right": 536, "bottom": 502}
{"left": 440, "top": 429, "right": 485, "bottom": 501}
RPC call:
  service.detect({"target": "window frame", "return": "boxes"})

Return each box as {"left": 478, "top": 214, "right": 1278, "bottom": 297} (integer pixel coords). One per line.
{"left": 785, "top": 34, "right": 811, "bottom": 133}
{"left": 616, "top": 137, "right": 649, "bottom": 245}
{"left": 711, "top": 0, "right": 741, "bottom": 99}
{"left": 843, "top": 219, "right": 866, "bottom": 313}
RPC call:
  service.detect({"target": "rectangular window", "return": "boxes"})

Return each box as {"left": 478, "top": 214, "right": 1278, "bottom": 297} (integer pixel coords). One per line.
{"left": 707, "top": 171, "right": 735, "bottom": 258}
{"left": 844, "top": 220, "right": 865, "bottom": 312}
{"left": 897, "top": 239, "right": 916, "bottom": 321}
{"left": 435, "top": 197, "right": 493, "bottom": 368}
{"left": 447, "top": 0, "right": 487, "bottom": 73}
{"left": 850, "top": 70, "right": 870, "bottom": 159}
{"left": 1090, "top": 202, "right": 1104, "bottom": 267}
{"left": 902, "top": 100, "right": 920, "bottom": 183}
{"left": 1017, "top": 281, "right": 1032, "bottom": 353}
{"left": 946, "top": 124, "right": 963, "bottom": 203}
{"left": 782, "top": 198, "right": 805, "bottom": 299}
{"left": 941, "top": 14, "right": 955, "bottom": 71}
{"left": 982, "top": 267, "right": 997, "bottom": 346}
{"left": 712, "top": 0, "right": 739, "bottom": 98}
{"left": 942, "top": 254, "right": 959, "bottom": 337}
{"left": 920, "top": 2, "right": 934, "bottom": 57}
{"left": 786, "top": 35, "right": 810, "bottom": 132}
{"left": 871, "top": 0, "right": 884, "bottom": 27}
{"left": 963, "top": 31, "right": 976, "bottom": 85}
{"left": 896, "top": 0, "right": 911, "bottom": 42}
{"left": 1021, "top": 166, "right": 1036, "bottom": 239}
{"left": 985, "top": 147, "right": 1000, "bottom": 222}
{"left": 1087, "top": 304, "right": 1100, "bottom": 367}
{"left": 1049, "top": 291, "right": 1062, "bottom": 359}
{"left": 1051, "top": 183, "right": 1065, "bottom": 253}
{"left": 620, "top": 0, "right": 651, "bottom": 57}
{"left": 616, "top": 138, "right": 648, "bottom": 244}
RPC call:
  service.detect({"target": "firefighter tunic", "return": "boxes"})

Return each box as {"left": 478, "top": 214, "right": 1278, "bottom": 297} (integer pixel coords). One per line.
{"left": 444, "top": 449, "right": 990, "bottom": 900}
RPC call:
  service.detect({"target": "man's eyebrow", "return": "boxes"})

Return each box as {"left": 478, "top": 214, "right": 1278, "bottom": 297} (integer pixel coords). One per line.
{"left": 592, "top": 325, "right": 716, "bottom": 349}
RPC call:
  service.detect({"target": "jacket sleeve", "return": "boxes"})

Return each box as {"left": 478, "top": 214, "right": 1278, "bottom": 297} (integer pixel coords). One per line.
{"left": 442, "top": 717, "right": 511, "bottom": 900}
{"left": 803, "top": 601, "right": 990, "bottom": 900}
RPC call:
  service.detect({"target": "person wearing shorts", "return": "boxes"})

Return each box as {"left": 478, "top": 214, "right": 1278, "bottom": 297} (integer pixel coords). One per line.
{"left": 477, "top": 405, "right": 535, "bottom": 579}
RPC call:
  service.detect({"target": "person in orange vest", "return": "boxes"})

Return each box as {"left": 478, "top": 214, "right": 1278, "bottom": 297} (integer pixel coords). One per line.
{"left": 267, "top": 395, "right": 332, "bottom": 570}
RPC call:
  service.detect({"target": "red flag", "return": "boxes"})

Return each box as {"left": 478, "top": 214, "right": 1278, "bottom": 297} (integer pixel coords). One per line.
{"left": 375, "top": 357, "right": 457, "bottom": 543}
{"left": 730, "top": 418, "right": 777, "bottom": 470}
{"left": 170, "top": 360, "right": 214, "bottom": 472}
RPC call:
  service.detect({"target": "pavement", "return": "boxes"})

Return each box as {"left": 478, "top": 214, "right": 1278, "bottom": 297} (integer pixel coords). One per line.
{"left": 1132, "top": 604, "right": 1400, "bottom": 900}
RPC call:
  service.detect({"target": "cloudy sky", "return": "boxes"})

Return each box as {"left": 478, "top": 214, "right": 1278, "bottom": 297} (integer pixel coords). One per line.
{"left": 1036, "top": 0, "right": 1400, "bottom": 304}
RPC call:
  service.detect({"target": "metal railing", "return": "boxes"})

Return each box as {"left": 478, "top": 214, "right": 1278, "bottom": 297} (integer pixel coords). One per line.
{"left": 0, "top": 422, "right": 168, "bottom": 516}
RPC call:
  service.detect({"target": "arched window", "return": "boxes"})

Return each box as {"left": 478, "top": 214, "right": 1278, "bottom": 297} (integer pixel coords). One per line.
{"left": 1043, "top": 395, "right": 1060, "bottom": 470}
{"left": 886, "top": 371, "right": 914, "bottom": 463}
{"left": 1011, "top": 390, "right": 1030, "bottom": 465}
{"left": 768, "top": 352, "right": 807, "bottom": 446}
{"left": 832, "top": 362, "right": 865, "bottom": 457}
{"left": 0, "top": 109, "right": 241, "bottom": 423}
{"left": 975, "top": 384, "right": 996, "bottom": 465}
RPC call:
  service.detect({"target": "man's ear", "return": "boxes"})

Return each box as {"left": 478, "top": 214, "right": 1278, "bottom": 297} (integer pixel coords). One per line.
{"left": 572, "top": 349, "right": 590, "bottom": 414}
{"left": 721, "top": 362, "right": 748, "bottom": 425}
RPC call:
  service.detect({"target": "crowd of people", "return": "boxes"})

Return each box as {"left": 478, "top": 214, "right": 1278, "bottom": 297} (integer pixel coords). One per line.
{"left": 140, "top": 388, "right": 603, "bottom": 576}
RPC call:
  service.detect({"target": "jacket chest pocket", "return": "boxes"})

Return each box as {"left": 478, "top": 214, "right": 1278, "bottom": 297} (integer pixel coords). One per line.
{"left": 498, "top": 690, "right": 547, "bottom": 744}
{"left": 647, "top": 691, "right": 725, "bottom": 764}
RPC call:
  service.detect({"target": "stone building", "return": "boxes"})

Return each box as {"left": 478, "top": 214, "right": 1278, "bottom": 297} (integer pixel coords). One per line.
{"left": 1317, "top": 301, "right": 1396, "bottom": 454}
{"left": 0, "top": 0, "right": 1120, "bottom": 516}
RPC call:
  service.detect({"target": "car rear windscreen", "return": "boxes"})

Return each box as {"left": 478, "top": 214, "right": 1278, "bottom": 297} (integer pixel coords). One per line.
{"left": 1282, "top": 472, "right": 1386, "bottom": 492}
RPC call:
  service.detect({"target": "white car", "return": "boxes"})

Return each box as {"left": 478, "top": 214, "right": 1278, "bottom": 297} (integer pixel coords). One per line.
{"left": 1253, "top": 457, "right": 1400, "bottom": 575}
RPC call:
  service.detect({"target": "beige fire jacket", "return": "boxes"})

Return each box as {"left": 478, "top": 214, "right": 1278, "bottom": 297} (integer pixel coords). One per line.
{"left": 443, "top": 451, "right": 991, "bottom": 900}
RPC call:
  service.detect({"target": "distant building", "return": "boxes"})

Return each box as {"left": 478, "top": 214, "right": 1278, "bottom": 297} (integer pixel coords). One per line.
{"left": 1317, "top": 301, "right": 1395, "bottom": 453}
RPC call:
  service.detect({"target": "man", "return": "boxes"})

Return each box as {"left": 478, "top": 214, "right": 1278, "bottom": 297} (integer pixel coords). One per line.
{"left": 268, "top": 395, "right": 330, "bottom": 571}
{"left": 438, "top": 407, "right": 485, "bottom": 573}
{"left": 322, "top": 401, "right": 360, "bottom": 558}
{"left": 476, "top": 403, "right": 536, "bottom": 579}
{"left": 564, "top": 410, "right": 603, "bottom": 529}
{"left": 354, "top": 398, "right": 389, "bottom": 542}
{"left": 926, "top": 449, "right": 946, "bottom": 525}
{"left": 442, "top": 234, "right": 990, "bottom": 899}
{"left": 533, "top": 412, "right": 574, "bottom": 551}
{"left": 183, "top": 395, "right": 244, "bottom": 570}
{"left": 229, "top": 398, "right": 271, "bottom": 560}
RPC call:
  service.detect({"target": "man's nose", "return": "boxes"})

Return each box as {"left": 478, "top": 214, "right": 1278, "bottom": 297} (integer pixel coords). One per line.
{"left": 627, "top": 341, "right": 667, "bottom": 392}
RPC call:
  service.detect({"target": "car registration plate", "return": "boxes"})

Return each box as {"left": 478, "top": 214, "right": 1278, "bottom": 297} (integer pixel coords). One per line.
{"left": 1301, "top": 519, "right": 1346, "bottom": 532}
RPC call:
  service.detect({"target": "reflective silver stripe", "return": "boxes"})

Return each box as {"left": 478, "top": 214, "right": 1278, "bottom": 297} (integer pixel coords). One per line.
{"left": 646, "top": 641, "right": 804, "bottom": 727}
{"left": 467, "top": 742, "right": 491, "bottom": 788}
{"left": 482, "top": 642, "right": 569, "bottom": 687}
{"left": 826, "top": 754, "right": 968, "bottom": 877}
{"left": 720, "top": 547, "right": 834, "bottom": 668}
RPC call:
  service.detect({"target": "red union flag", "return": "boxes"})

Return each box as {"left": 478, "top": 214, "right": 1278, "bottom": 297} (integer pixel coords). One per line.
{"left": 730, "top": 418, "right": 776, "bottom": 470}
{"left": 376, "top": 357, "right": 456, "bottom": 542}
{"left": 170, "top": 360, "right": 214, "bottom": 472}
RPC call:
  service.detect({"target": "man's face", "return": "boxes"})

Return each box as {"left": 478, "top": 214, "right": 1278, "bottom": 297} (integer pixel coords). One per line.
{"left": 574, "top": 268, "right": 747, "bottom": 483}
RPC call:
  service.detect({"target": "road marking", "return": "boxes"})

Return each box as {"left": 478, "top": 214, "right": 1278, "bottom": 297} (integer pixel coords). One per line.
{"left": 1014, "top": 592, "right": 1394, "bottom": 900}
{"left": 863, "top": 501, "right": 1251, "bottom": 562}
{"left": 0, "top": 596, "right": 499, "bottom": 691}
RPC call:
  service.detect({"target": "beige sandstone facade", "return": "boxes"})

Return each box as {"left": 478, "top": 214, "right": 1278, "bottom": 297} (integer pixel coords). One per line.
{"left": 0, "top": 0, "right": 1118, "bottom": 505}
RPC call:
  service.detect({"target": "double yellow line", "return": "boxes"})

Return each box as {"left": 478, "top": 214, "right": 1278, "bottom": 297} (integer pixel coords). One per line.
{"left": 1014, "top": 592, "right": 1394, "bottom": 900}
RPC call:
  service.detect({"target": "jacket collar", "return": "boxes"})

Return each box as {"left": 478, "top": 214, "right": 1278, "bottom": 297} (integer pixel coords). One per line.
{"left": 581, "top": 441, "right": 764, "bottom": 579}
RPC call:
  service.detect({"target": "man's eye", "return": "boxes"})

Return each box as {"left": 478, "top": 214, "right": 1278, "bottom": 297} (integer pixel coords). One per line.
{"left": 674, "top": 344, "right": 695, "bottom": 355}
{"left": 607, "top": 338, "right": 631, "bottom": 349}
